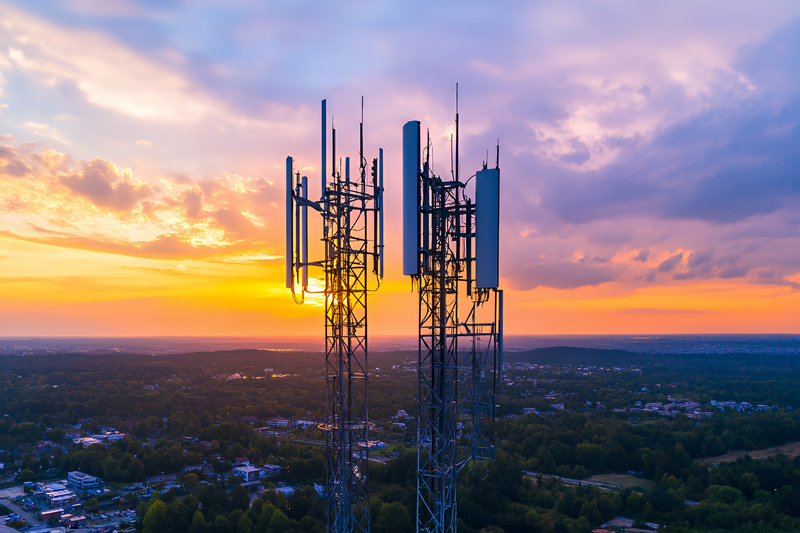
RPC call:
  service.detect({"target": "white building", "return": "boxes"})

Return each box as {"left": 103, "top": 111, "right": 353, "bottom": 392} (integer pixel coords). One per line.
{"left": 67, "top": 471, "right": 101, "bottom": 489}
{"left": 233, "top": 466, "right": 261, "bottom": 482}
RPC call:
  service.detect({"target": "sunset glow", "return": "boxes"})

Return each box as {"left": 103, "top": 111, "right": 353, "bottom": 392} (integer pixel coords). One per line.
{"left": 1, "top": 1, "right": 798, "bottom": 336}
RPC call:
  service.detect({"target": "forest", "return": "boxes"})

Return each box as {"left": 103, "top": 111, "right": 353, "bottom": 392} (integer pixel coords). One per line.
{"left": 0, "top": 347, "right": 798, "bottom": 532}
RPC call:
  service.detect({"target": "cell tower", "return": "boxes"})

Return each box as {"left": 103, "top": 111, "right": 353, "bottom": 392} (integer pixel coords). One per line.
{"left": 286, "top": 99, "right": 384, "bottom": 533}
{"left": 402, "top": 91, "right": 503, "bottom": 533}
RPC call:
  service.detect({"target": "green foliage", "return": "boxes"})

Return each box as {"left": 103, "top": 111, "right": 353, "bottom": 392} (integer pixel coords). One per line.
{"left": 2, "top": 348, "right": 799, "bottom": 532}
{"left": 376, "top": 501, "right": 413, "bottom": 533}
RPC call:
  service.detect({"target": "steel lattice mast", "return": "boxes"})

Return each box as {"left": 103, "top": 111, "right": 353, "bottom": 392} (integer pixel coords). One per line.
{"left": 402, "top": 95, "right": 503, "bottom": 533}
{"left": 287, "top": 99, "right": 383, "bottom": 533}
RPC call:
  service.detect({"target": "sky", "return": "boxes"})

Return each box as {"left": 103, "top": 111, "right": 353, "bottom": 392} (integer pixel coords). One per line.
{"left": 1, "top": 0, "right": 798, "bottom": 337}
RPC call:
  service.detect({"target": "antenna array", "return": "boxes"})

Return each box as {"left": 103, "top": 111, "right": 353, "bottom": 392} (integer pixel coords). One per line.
{"left": 286, "top": 99, "right": 383, "bottom": 533}
{"left": 402, "top": 92, "right": 503, "bottom": 533}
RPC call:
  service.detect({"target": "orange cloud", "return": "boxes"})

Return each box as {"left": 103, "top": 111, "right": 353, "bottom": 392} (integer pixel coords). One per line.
{"left": 0, "top": 143, "right": 282, "bottom": 262}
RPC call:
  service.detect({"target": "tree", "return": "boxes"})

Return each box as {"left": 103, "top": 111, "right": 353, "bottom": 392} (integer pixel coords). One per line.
{"left": 375, "top": 501, "right": 412, "bottom": 533}
{"left": 15, "top": 469, "right": 35, "bottom": 483}
{"left": 143, "top": 500, "right": 169, "bottom": 533}
{"left": 184, "top": 473, "right": 200, "bottom": 491}
{"left": 269, "top": 509, "right": 290, "bottom": 532}
{"left": 238, "top": 514, "right": 254, "bottom": 533}
{"left": 524, "top": 509, "right": 543, "bottom": 533}
{"left": 738, "top": 472, "right": 759, "bottom": 499}
{"left": 229, "top": 483, "right": 250, "bottom": 511}
{"left": 188, "top": 510, "right": 207, "bottom": 533}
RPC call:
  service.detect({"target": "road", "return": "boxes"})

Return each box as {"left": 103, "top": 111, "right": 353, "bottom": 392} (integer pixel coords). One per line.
{"left": 0, "top": 493, "right": 43, "bottom": 527}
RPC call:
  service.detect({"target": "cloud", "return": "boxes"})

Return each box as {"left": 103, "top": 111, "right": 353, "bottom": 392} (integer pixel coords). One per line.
{"left": 181, "top": 189, "right": 203, "bottom": 219}
{"left": 213, "top": 208, "right": 259, "bottom": 239}
{"left": 615, "top": 308, "right": 713, "bottom": 315}
{"left": 61, "top": 158, "right": 154, "bottom": 211}
{"left": 657, "top": 252, "right": 683, "bottom": 273}
{"left": 0, "top": 143, "right": 282, "bottom": 260}
{"left": 559, "top": 137, "right": 591, "bottom": 165}
{"left": 506, "top": 257, "right": 623, "bottom": 290}
{"left": 0, "top": 146, "right": 32, "bottom": 176}
{"left": 535, "top": 20, "right": 800, "bottom": 227}
{"left": 1, "top": 2, "right": 798, "bottom": 297}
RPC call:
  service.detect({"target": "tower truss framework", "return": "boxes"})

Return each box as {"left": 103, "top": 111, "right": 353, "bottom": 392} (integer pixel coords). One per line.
{"left": 406, "top": 119, "right": 504, "bottom": 533}
{"left": 287, "top": 99, "right": 383, "bottom": 533}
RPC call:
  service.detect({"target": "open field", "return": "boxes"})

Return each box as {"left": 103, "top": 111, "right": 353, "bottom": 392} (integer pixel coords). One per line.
{"left": 586, "top": 473, "right": 657, "bottom": 493}
{"left": 698, "top": 441, "right": 800, "bottom": 464}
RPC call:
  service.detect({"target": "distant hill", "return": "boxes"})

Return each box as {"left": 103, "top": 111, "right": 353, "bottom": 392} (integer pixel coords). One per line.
{"left": 505, "top": 346, "right": 642, "bottom": 366}
{"left": 505, "top": 346, "right": 799, "bottom": 369}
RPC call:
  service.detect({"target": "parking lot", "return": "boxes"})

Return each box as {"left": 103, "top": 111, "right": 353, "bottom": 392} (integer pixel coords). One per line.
{"left": 0, "top": 482, "right": 136, "bottom": 532}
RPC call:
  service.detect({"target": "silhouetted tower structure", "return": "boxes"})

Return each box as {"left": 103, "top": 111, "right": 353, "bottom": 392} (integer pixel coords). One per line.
{"left": 287, "top": 99, "right": 384, "bottom": 533}
{"left": 402, "top": 91, "right": 503, "bottom": 533}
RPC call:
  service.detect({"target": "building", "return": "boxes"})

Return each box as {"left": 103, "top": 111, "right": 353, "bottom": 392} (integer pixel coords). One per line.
{"left": 261, "top": 464, "right": 282, "bottom": 477}
{"left": 73, "top": 436, "right": 102, "bottom": 447}
{"left": 268, "top": 417, "right": 289, "bottom": 427}
{"left": 50, "top": 494, "right": 78, "bottom": 508}
{"left": 234, "top": 466, "right": 262, "bottom": 482}
{"left": 40, "top": 508, "right": 64, "bottom": 521}
{"left": 93, "top": 431, "right": 125, "bottom": 442}
{"left": 63, "top": 428, "right": 82, "bottom": 438}
{"left": 67, "top": 471, "right": 101, "bottom": 489}
{"left": 60, "top": 514, "right": 86, "bottom": 527}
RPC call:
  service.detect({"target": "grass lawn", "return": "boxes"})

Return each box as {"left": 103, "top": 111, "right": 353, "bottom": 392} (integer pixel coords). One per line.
{"left": 697, "top": 441, "right": 800, "bottom": 464}
{"left": 586, "top": 473, "right": 657, "bottom": 493}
